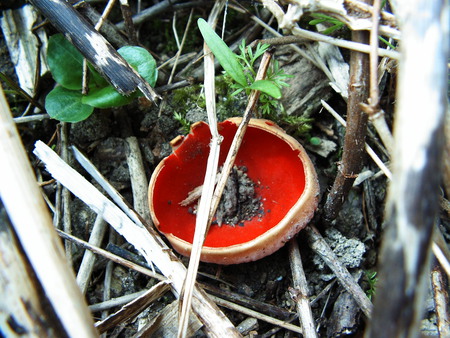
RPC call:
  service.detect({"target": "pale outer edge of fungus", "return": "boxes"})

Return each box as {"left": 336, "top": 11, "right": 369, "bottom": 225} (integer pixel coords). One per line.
{"left": 148, "top": 118, "right": 320, "bottom": 265}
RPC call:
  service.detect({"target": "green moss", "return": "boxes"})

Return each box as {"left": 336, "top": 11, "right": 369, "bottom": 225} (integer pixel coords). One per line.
{"left": 172, "top": 84, "right": 203, "bottom": 106}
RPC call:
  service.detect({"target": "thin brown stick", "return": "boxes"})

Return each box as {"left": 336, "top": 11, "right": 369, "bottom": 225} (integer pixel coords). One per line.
{"left": 360, "top": 0, "right": 394, "bottom": 154}
{"left": 323, "top": 18, "right": 370, "bottom": 222}
{"left": 119, "top": 0, "right": 138, "bottom": 45}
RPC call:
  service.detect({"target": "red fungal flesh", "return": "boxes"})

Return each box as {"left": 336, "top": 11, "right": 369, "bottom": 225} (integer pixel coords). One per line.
{"left": 151, "top": 120, "right": 306, "bottom": 247}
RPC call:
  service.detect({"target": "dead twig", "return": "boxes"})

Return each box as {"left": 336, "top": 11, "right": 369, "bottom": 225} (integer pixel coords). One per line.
{"left": 209, "top": 294, "right": 303, "bottom": 335}
{"left": 95, "top": 281, "right": 171, "bottom": 333}
{"left": 29, "top": 0, "right": 160, "bottom": 102}
{"left": 360, "top": 0, "right": 394, "bottom": 154}
{"left": 258, "top": 0, "right": 399, "bottom": 59}
{"left": 118, "top": 0, "right": 138, "bottom": 45}
{"left": 208, "top": 50, "right": 273, "bottom": 223}
{"left": 321, "top": 100, "right": 392, "bottom": 179}
{"left": 76, "top": 215, "right": 108, "bottom": 294}
{"left": 324, "top": 16, "right": 370, "bottom": 221}
{"left": 56, "top": 228, "right": 165, "bottom": 281}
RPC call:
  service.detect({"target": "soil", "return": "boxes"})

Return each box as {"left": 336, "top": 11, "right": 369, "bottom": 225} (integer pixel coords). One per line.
{"left": 186, "top": 165, "right": 264, "bottom": 227}
{"left": 1, "top": 2, "right": 447, "bottom": 337}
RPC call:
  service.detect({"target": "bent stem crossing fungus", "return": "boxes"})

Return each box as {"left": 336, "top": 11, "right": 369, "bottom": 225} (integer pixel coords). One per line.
{"left": 148, "top": 118, "right": 319, "bottom": 264}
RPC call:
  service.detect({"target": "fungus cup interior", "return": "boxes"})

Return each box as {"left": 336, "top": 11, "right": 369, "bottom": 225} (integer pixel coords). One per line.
{"left": 149, "top": 119, "right": 308, "bottom": 248}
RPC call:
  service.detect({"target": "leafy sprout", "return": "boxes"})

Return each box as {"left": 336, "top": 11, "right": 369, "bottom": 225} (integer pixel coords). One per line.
{"left": 45, "top": 34, "right": 157, "bottom": 122}
{"left": 365, "top": 270, "right": 378, "bottom": 300}
{"left": 197, "top": 19, "right": 315, "bottom": 136}
{"left": 308, "top": 12, "right": 396, "bottom": 49}
{"left": 197, "top": 18, "right": 282, "bottom": 100}
{"left": 173, "top": 111, "right": 191, "bottom": 134}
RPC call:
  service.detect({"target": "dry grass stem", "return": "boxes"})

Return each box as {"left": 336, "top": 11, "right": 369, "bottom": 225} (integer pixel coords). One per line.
{"left": 368, "top": 0, "right": 448, "bottom": 334}
{"left": 95, "top": 281, "right": 171, "bottom": 333}
{"left": 125, "top": 135, "right": 151, "bottom": 221}
{"left": 61, "top": 122, "right": 73, "bottom": 261}
{"left": 288, "top": 239, "right": 318, "bottom": 338}
{"left": 209, "top": 294, "right": 303, "bottom": 335}
{"left": 56, "top": 228, "right": 165, "bottom": 281}
{"left": 34, "top": 140, "right": 240, "bottom": 336}
{"left": 208, "top": 50, "right": 273, "bottom": 223}
{"left": 76, "top": 215, "right": 108, "bottom": 294}
{"left": 177, "top": 2, "right": 240, "bottom": 337}
{"left": 0, "top": 85, "right": 98, "bottom": 336}
{"left": 90, "top": 290, "right": 148, "bottom": 313}
{"left": 258, "top": 0, "right": 399, "bottom": 59}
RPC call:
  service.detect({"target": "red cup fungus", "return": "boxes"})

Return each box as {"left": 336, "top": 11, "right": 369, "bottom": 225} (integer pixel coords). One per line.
{"left": 148, "top": 117, "right": 319, "bottom": 265}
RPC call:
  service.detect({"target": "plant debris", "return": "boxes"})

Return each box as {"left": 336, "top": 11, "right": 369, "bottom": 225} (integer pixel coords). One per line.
{"left": 184, "top": 165, "right": 263, "bottom": 227}
{"left": 215, "top": 165, "right": 263, "bottom": 227}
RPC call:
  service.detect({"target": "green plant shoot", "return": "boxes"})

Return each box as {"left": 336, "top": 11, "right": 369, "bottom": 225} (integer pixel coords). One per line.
{"left": 45, "top": 34, "right": 157, "bottom": 122}
{"left": 197, "top": 18, "right": 281, "bottom": 100}
{"left": 197, "top": 18, "right": 247, "bottom": 88}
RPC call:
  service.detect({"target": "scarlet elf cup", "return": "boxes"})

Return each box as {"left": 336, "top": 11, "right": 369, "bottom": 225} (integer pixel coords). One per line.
{"left": 148, "top": 117, "right": 319, "bottom": 264}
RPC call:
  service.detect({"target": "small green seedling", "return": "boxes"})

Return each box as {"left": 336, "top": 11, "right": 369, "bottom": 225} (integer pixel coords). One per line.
{"left": 308, "top": 12, "right": 396, "bottom": 49}
{"left": 197, "top": 18, "right": 282, "bottom": 100}
{"left": 173, "top": 111, "right": 191, "bottom": 134}
{"left": 364, "top": 270, "right": 378, "bottom": 300}
{"left": 45, "top": 34, "right": 157, "bottom": 122}
{"left": 196, "top": 19, "right": 320, "bottom": 137}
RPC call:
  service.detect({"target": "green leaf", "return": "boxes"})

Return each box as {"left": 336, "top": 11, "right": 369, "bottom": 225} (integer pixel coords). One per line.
{"left": 47, "top": 34, "right": 107, "bottom": 89}
{"left": 82, "top": 85, "right": 135, "bottom": 108}
{"left": 249, "top": 80, "right": 282, "bottom": 99}
{"left": 83, "top": 46, "right": 158, "bottom": 108}
{"left": 118, "top": 46, "right": 158, "bottom": 87}
{"left": 197, "top": 18, "right": 247, "bottom": 88}
{"left": 321, "top": 24, "right": 345, "bottom": 35}
{"left": 45, "top": 86, "right": 94, "bottom": 122}
{"left": 253, "top": 43, "right": 270, "bottom": 61}
{"left": 47, "top": 34, "right": 84, "bottom": 90}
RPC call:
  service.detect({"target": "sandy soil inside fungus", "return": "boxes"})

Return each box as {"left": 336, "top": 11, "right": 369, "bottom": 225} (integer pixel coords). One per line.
{"left": 215, "top": 165, "right": 263, "bottom": 227}
{"left": 186, "top": 165, "right": 264, "bottom": 227}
